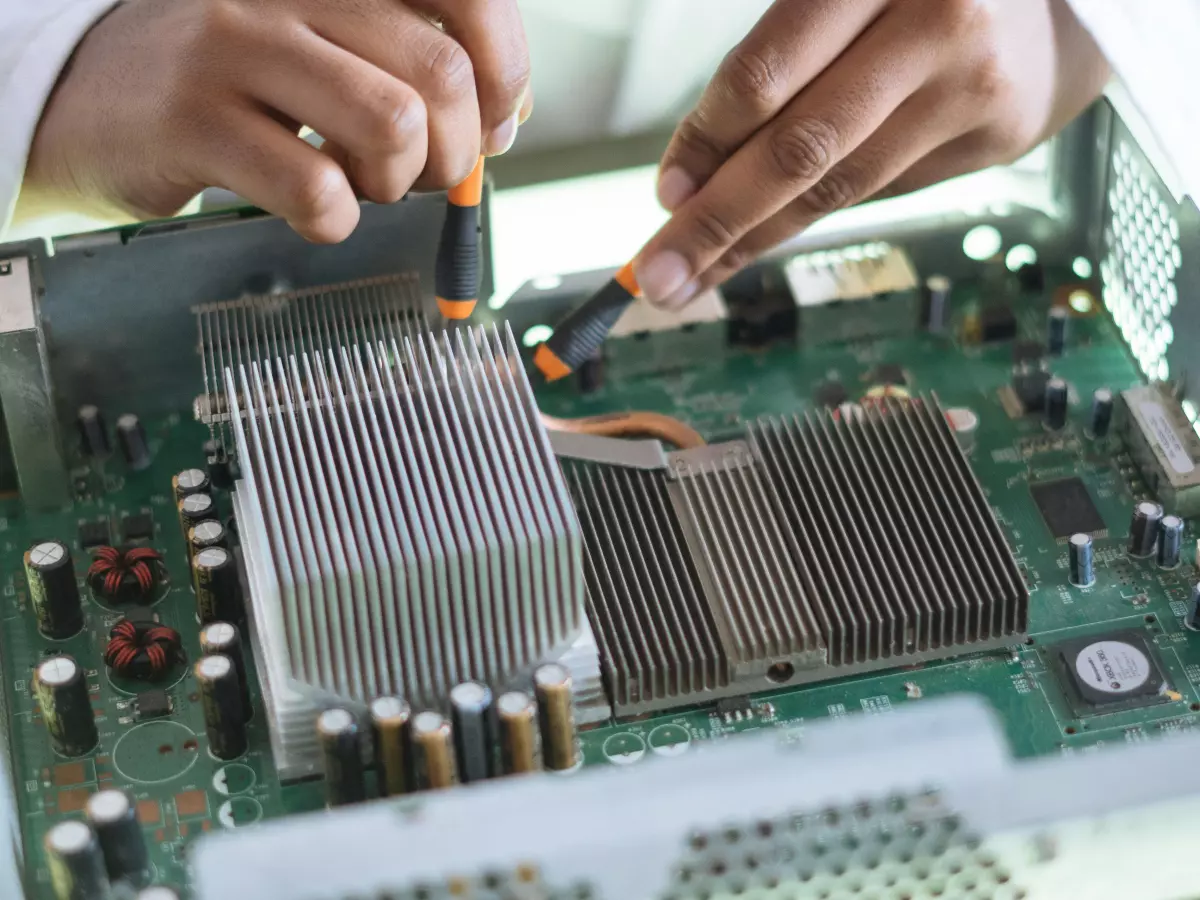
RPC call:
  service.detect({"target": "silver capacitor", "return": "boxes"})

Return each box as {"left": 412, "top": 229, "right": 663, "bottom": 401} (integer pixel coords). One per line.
{"left": 1158, "top": 515, "right": 1185, "bottom": 569}
{"left": 1128, "top": 501, "right": 1164, "bottom": 558}
{"left": 1068, "top": 533, "right": 1095, "bottom": 587}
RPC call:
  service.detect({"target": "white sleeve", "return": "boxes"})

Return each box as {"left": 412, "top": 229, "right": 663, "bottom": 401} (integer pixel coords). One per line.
{"left": 0, "top": 0, "right": 121, "bottom": 237}
{"left": 1065, "top": 0, "right": 1200, "bottom": 201}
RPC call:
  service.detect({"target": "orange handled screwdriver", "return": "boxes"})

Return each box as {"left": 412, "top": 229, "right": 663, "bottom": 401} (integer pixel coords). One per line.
{"left": 533, "top": 262, "right": 642, "bottom": 382}
{"left": 435, "top": 156, "right": 486, "bottom": 321}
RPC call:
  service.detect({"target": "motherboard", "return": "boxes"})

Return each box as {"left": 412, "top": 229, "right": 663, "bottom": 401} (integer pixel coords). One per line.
{"left": 2, "top": 225, "right": 1199, "bottom": 900}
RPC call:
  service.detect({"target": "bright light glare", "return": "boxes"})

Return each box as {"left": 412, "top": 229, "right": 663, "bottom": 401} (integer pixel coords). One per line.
{"left": 1068, "top": 291, "right": 1094, "bottom": 314}
{"left": 521, "top": 325, "right": 554, "bottom": 348}
{"left": 963, "top": 225, "right": 1003, "bottom": 261}
{"left": 532, "top": 274, "right": 563, "bottom": 291}
{"left": 1004, "top": 244, "right": 1038, "bottom": 272}
{"left": 1072, "top": 257, "right": 1093, "bottom": 279}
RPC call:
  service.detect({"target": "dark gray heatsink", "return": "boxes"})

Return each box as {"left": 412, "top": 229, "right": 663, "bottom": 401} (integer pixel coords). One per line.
{"left": 558, "top": 396, "right": 1028, "bottom": 717}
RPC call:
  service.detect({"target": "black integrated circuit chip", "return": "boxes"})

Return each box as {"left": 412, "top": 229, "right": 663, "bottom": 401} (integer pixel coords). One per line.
{"left": 1013, "top": 369, "right": 1052, "bottom": 414}
{"left": 871, "top": 363, "right": 908, "bottom": 386}
{"left": 77, "top": 519, "right": 111, "bottom": 549}
{"left": 1030, "top": 477, "right": 1107, "bottom": 540}
{"left": 980, "top": 304, "right": 1018, "bottom": 342}
{"left": 121, "top": 511, "right": 155, "bottom": 543}
{"left": 1049, "top": 630, "right": 1170, "bottom": 717}
{"left": 137, "top": 689, "right": 172, "bottom": 719}
{"left": 815, "top": 380, "right": 850, "bottom": 409}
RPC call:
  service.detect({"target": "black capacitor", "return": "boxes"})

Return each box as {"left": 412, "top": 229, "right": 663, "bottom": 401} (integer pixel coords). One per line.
{"left": 203, "top": 439, "right": 234, "bottom": 491}
{"left": 921, "top": 275, "right": 952, "bottom": 333}
{"left": 173, "top": 468, "right": 210, "bottom": 501}
{"left": 1158, "top": 515, "right": 1185, "bottom": 569}
{"left": 44, "top": 820, "right": 108, "bottom": 900}
{"left": 195, "top": 654, "right": 247, "bottom": 760}
{"left": 193, "top": 546, "right": 241, "bottom": 624}
{"left": 1047, "top": 307, "right": 1069, "bottom": 356}
{"left": 1188, "top": 584, "right": 1200, "bottom": 631}
{"left": 189, "top": 520, "right": 228, "bottom": 554}
{"left": 199, "top": 622, "right": 251, "bottom": 721}
{"left": 34, "top": 655, "right": 97, "bottom": 757}
{"left": 116, "top": 414, "right": 152, "bottom": 472}
{"left": 1090, "top": 388, "right": 1115, "bottom": 438}
{"left": 76, "top": 405, "right": 110, "bottom": 458}
{"left": 85, "top": 789, "right": 148, "bottom": 886}
{"left": 25, "top": 540, "right": 82, "bottom": 639}
{"left": 317, "top": 708, "right": 367, "bottom": 807}
{"left": 449, "top": 681, "right": 497, "bottom": 784}
{"left": 370, "top": 696, "right": 413, "bottom": 797}
{"left": 497, "top": 690, "right": 540, "bottom": 775}
{"left": 1068, "top": 533, "right": 1095, "bottom": 587}
{"left": 534, "top": 663, "right": 579, "bottom": 772}
{"left": 1128, "top": 501, "right": 1164, "bottom": 558}
{"left": 1043, "top": 377, "right": 1069, "bottom": 431}
{"left": 179, "top": 493, "right": 217, "bottom": 531}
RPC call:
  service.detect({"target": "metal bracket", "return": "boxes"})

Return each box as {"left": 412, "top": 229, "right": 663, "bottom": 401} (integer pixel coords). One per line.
{"left": 0, "top": 257, "right": 69, "bottom": 509}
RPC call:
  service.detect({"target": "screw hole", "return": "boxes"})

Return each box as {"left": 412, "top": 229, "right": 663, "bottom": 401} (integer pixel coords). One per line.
{"left": 1065, "top": 727, "right": 1077, "bottom": 735}
{"left": 766, "top": 662, "right": 795, "bottom": 684}
{"left": 1145, "top": 614, "right": 1157, "bottom": 623}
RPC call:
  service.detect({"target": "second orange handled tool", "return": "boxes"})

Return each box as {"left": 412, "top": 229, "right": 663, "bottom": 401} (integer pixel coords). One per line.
{"left": 533, "top": 263, "right": 642, "bottom": 382}
{"left": 435, "top": 156, "right": 486, "bottom": 321}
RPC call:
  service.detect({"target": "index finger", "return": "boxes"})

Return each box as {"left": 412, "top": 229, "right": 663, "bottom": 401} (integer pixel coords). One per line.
{"left": 636, "top": 10, "right": 934, "bottom": 304}
{"left": 656, "top": 0, "right": 886, "bottom": 210}
{"left": 410, "top": 0, "right": 531, "bottom": 154}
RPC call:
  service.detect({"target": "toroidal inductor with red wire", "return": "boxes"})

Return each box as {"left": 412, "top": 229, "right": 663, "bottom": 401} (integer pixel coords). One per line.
{"left": 87, "top": 546, "right": 164, "bottom": 602}
{"left": 104, "top": 619, "right": 183, "bottom": 681}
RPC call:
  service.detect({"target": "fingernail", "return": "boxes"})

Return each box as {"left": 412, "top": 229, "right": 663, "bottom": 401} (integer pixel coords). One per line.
{"left": 636, "top": 251, "right": 692, "bottom": 304}
{"left": 484, "top": 113, "right": 520, "bottom": 157}
{"left": 662, "top": 280, "right": 699, "bottom": 310}
{"left": 518, "top": 86, "right": 534, "bottom": 125}
{"left": 657, "top": 167, "right": 697, "bottom": 211}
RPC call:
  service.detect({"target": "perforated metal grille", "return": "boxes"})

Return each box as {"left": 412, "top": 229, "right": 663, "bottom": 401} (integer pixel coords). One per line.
{"left": 1101, "top": 140, "right": 1182, "bottom": 382}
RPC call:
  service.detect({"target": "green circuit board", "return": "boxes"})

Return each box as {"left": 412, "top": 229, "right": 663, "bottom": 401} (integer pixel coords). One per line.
{"left": 1, "top": 269, "right": 1197, "bottom": 898}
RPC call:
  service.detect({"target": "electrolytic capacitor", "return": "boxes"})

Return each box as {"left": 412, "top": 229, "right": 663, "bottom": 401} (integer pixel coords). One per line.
{"left": 411, "top": 711, "right": 457, "bottom": 790}
{"left": 1047, "top": 307, "right": 1069, "bottom": 355}
{"left": 25, "top": 540, "right": 82, "bottom": 639}
{"left": 34, "top": 655, "right": 97, "bottom": 757}
{"left": 193, "top": 546, "right": 241, "bottom": 625}
{"left": 449, "top": 681, "right": 496, "bottom": 784}
{"left": 1068, "top": 533, "right": 1095, "bottom": 587}
{"left": 1128, "top": 501, "right": 1164, "bottom": 558}
{"left": 497, "top": 691, "right": 540, "bottom": 775}
{"left": 370, "top": 696, "right": 413, "bottom": 797}
{"left": 173, "top": 468, "right": 210, "bottom": 501}
{"left": 178, "top": 492, "right": 217, "bottom": 532}
{"left": 1188, "top": 584, "right": 1200, "bottom": 630}
{"left": 199, "top": 622, "right": 251, "bottom": 720}
{"left": 1043, "top": 377, "right": 1068, "bottom": 431}
{"left": 1158, "top": 515, "right": 1185, "bottom": 569}
{"left": 203, "top": 439, "right": 234, "bottom": 491}
{"left": 85, "top": 789, "right": 148, "bottom": 886}
{"left": 921, "top": 275, "right": 952, "bottom": 333}
{"left": 76, "top": 405, "right": 110, "bottom": 458}
{"left": 195, "top": 654, "right": 247, "bottom": 760}
{"left": 534, "top": 664, "right": 578, "bottom": 772}
{"left": 44, "top": 820, "right": 108, "bottom": 900}
{"left": 1089, "top": 388, "right": 1114, "bottom": 438}
{"left": 317, "top": 708, "right": 366, "bottom": 807}
{"left": 116, "top": 414, "right": 152, "bottom": 472}
{"left": 189, "top": 520, "right": 228, "bottom": 555}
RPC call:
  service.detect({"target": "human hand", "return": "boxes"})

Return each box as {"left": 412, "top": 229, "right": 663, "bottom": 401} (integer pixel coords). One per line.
{"left": 634, "top": 0, "right": 1110, "bottom": 307}
{"left": 21, "top": 0, "right": 532, "bottom": 242}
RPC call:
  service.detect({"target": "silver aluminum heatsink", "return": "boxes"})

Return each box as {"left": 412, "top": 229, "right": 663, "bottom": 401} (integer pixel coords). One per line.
{"left": 227, "top": 324, "right": 583, "bottom": 776}
{"left": 559, "top": 395, "right": 1028, "bottom": 717}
